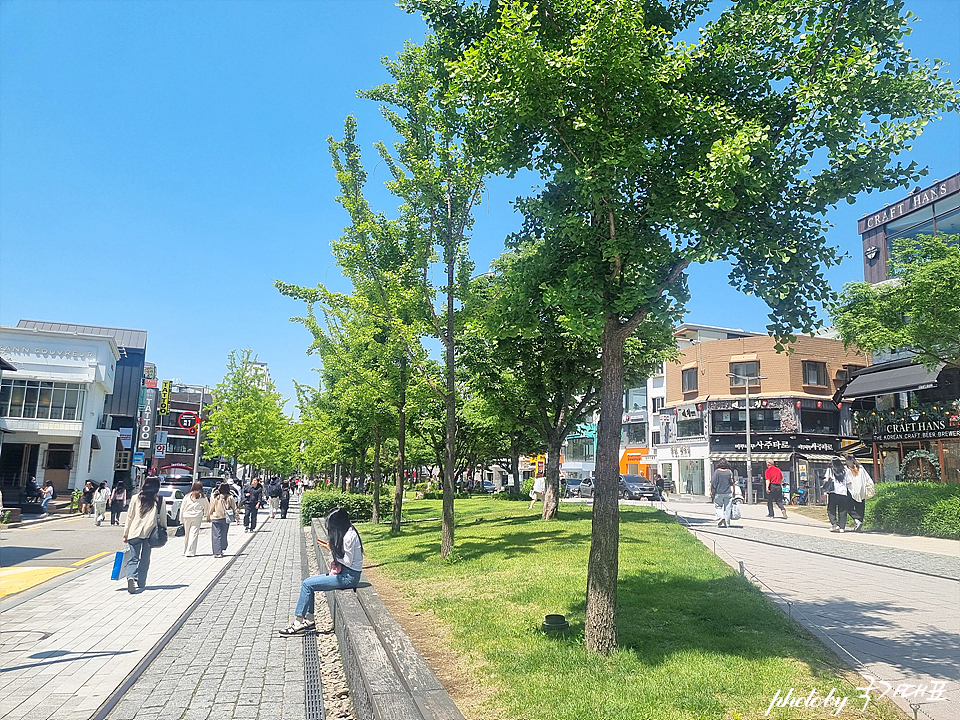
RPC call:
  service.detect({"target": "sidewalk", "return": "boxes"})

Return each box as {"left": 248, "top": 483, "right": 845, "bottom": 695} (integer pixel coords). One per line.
{"left": 672, "top": 501, "right": 960, "bottom": 720}
{"left": 0, "top": 513, "right": 263, "bottom": 719}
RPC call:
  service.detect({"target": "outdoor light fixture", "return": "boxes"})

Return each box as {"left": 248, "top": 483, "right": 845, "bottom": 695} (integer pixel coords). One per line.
{"left": 864, "top": 246, "right": 880, "bottom": 260}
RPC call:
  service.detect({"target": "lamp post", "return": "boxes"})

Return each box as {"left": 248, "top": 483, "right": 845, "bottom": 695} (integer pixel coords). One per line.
{"left": 726, "top": 373, "right": 767, "bottom": 504}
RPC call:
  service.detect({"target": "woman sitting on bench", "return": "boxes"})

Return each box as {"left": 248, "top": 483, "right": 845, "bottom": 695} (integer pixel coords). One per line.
{"left": 280, "top": 507, "right": 363, "bottom": 636}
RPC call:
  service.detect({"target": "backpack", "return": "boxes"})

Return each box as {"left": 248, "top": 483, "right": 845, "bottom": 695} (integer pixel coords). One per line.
{"left": 268, "top": 482, "right": 280, "bottom": 498}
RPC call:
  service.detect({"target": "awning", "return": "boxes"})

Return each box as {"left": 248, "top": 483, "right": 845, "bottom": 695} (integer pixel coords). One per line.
{"left": 841, "top": 362, "right": 943, "bottom": 400}
{"left": 710, "top": 452, "right": 793, "bottom": 461}
{"left": 797, "top": 454, "right": 836, "bottom": 462}
{"left": 90, "top": 434, "right": 101, "bottom": 450}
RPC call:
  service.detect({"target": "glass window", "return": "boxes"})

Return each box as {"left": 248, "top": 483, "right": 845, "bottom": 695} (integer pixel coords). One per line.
{"left": 626, "top": 386, "right": 647, "bottom": 412}
{"left": 885, "top": 205, "right": 934, "bottom": 236}
{"left": 22, "top": 381, "right": 40, "bottom": 418}
{"left": 711, "top": 409, "right": 781, "bottom": 433}
{"left": 566, "top": 437, "right": 595, "bottom": 462}
{"left": 802, "top": 361, "right": 828, "bottom": 386}
{"left": 729, "top": 362, "right": 760, "bottom": 385}
{"left": 8, "top": 381, "right": 25, "bottom": 417}
{"left": 888, "top": 218, "right": 935, "bottom": 260}
{"left": 50, "top": 387, "right": 65, "bottom": 419}
{"left": 682, "top": 368, "right": 698, "bottom": 393}
{"left": 46, "top": 445, "right": 73, "bottom": 470}
{"left": 676, "top": 417, "right": 703, "bottom": 437}
{"left": 651, "top": 431, "right": 661, "bottom": 445}
{"left": 622, "top": 423, "right": 648, "bottom": 444}
{"left": 0, "top": 381, "right": 10, "bottom": 416}
{"left": 934, "top": 193, "right": 960, "bottom": 217}
{"left": 36, "top": 383, "right": 53, "bottom": 419}
{"left": 801, "top": 410, "right": 839, "bottom": 435}
{"left": 652, "top": 397, "right": 665, "bottom": 413}
{"left": 934, "top": 206, "right": 960, "bottom": 236}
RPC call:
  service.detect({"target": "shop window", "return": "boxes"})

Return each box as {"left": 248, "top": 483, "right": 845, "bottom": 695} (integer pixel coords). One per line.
{"left": 625, "top": 386, "right": 647, "bottom": 412}
{"left": 682, "top": 368, "right": 698, "bottom": 393}
{"left": 0, "top": 380, "right": 84, "bottom": 420}
{"left": 46, "top": 444, "right": 73, "bottom": 470}
{"left": 802, "top": 361, "right": 828, "bottom": 387}
{"left": 622, "top": 423, "right": 648, "bottom": 445}
{"left": 676, "top": 418, "right": 703, "bottom": 437}
{"left": 711, "top": 409, "right": 781, "bottom": 433}
{"left": 566, "top": 437, "right": 595, "bottom": 462}
{"left": 115, "top": 451, "right": 131, "bottom": 471}
{"left": 729, "top": 362, "right": 760, "bottom": 386}
{"left": 801, "top": 410, "right": 838, "bottom": 435}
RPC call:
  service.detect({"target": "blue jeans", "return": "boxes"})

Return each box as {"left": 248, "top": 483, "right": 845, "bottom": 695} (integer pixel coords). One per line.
{"left": 41, "top": 497, "right": 51, "bottom": 513}
{"left": 295, "top": 567, "right": 361, "bottom": 617}
{"left": 126, "top": 538, "right": 153, "bottom": 588}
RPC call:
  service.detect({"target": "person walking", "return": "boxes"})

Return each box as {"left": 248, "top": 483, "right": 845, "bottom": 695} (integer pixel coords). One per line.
{"left": 40, "top": 481, "right": 54, "bottom": 515}
{"left": 528, "top": 475, "right": 546, "bottom": 509}
{"left": 80, "top": 480, "right": 96, "bottom": 516}
{"left": 279, "top": 481, "right": 291, "bottom": 519}
{"left": 93, "top": 482, "right": 110, "bottom": 526}
{"left": 122, "top": 477, "right": 167, "bottom": 594}
{"left": 209, "top": 483, "right": 239, "bottom": 558}
{"left": 181, "top": 481, "right": 210, "bottom": 557}
{"left": 711, "top": 459, "right": 735, "bottom": 528}
{"left": 844, "top": 456, "right": 867, "bottom": 532}
{"left": 280, "top": 507, "right": 363, "bottom": 636}
{"left": 765, "top": 459, "right": 788, "bottom": 519}
{"left": 242, "top": 478, "right": 264, "bottom": 533}
{"left": 824, "top": 457, "right": 849, "bottom": 532}
{"left": 109, "top": 481, "right": 127, "bottom": 525}
{"left": 266, "top": 477, "right": 281, "bottom": 519}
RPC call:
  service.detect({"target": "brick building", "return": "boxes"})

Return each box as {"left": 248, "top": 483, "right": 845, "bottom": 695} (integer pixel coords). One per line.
{"left": 657, "top": 334, "right": 868, "bottom": 499}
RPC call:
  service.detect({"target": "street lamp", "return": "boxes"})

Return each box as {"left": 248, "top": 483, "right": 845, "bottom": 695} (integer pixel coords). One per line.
{"left": 726, "top": 373, "right": 767, "bottom": 504}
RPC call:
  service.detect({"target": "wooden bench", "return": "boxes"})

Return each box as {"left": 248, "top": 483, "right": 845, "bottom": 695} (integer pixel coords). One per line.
{"left": 311, "top": 519, "right": 463, "bottom": 720}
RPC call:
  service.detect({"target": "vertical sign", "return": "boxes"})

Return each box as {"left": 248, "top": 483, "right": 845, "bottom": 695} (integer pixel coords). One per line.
{"left": 159, "top": 380, "right": 172, "bottom": 416}
{"left": 138, "top": 387, "right": 157, "bottom": 450}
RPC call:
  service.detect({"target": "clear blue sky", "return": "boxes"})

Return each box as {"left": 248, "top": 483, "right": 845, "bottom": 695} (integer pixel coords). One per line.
{"left": 2, "top": 0, "right": 958, "bottom": 409}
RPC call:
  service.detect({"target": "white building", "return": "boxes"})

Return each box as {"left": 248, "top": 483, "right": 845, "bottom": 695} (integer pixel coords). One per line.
{"left": 0, "top": 325, "right": 121, "bottom": 495}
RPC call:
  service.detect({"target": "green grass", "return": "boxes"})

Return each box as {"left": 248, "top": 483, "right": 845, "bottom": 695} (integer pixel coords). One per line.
{"left": 361, "top": 499, "right": 901, "bottom": 720}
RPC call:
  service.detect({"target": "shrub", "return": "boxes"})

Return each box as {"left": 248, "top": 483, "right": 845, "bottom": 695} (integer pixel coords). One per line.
{"left": 300, "top": 490, "right": 374, "bottom": 526}
{"left": 421, "top": 491, "right": 471, "bottom": 500}
{"left": 867, "top": 481, "right": 960, "bottom": 537}
{"left": 919, "top": 495, "right": 960, "bottom": 539}
{"left": 490, "top": 491, "right": 532, "bottom": 502}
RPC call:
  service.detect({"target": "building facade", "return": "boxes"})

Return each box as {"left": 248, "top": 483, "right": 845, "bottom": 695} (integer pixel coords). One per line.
{"left": 0, "top": 325, "right": 121, "bottom": 496}
{"left": 154, "top": 386, "right": 212, "bottom": 477}
{"left": 657, "top": 334, "right": 867, "bottom": 498}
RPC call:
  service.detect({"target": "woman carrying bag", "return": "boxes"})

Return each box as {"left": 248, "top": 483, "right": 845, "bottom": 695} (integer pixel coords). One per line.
{"left": 824, "top": 457, "right": 849, "bottom": 533}
{"left": 122, "top": 477, "right": 167, "bottom": 594}
{"left": 181, "top": 481, "right": 211, "bottom": 557}
{"left": 109, "top": 481, "right": 127, "bottom": 525}
{"left": 209, "top": 483, "right": 240, "bottom": 558}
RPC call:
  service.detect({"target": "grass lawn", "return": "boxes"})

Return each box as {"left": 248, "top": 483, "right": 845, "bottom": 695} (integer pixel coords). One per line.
{"left": 360, "top": 499, "right": 900, "bottom": 720}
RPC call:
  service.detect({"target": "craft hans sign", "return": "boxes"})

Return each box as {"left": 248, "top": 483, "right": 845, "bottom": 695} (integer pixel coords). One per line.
{"left": 857, "top": 174, "right": 960, "bottom": 234}
{"left": 871, "top": 419, "right": 960, "bottom": 442}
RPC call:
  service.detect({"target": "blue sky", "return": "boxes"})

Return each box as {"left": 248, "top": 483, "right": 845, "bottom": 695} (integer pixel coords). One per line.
{"left": 1, "top": 0, "right": 958, "bottom": 408}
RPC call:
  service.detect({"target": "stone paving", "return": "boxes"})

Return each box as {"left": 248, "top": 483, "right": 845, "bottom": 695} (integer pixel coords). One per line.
{"left": 105, "top": 512, "right": 306, "bottom": 720}
{"left": 0, "top": 513, "right": 259, "bottom": 720}
{"left": 674, "top": 501, "right": 960, "bottom": 720}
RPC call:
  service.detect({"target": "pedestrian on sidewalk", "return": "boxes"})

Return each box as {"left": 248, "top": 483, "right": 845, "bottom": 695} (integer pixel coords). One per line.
{"left": 109, "top": 481, "right": 127, "bottom": 525}
{"left": 181, "top": 481, "right": 210, "bottom": 557}
{"left": 93, "top": 481, "right": 110, "bottom": 526}
{"left": 279, "top": 481, "right": 291, "bottom": 519}
{"left": 267, "top": 477, "right": 281, "bottom": 518}
{"left": 825, "top": 457, "right": 849, "bottom": 532}
{"left": 280, "top": 507, "right": 363, "bottom": 636}
{"left": 210, "top": 483, "right": 239, "bottom": 558}
{"left": 122, "top": 477, "right": 167, "bottom": 594}
{"left": 242, "top": 478, "right": 264, "bottom": 533}
{"left": 844, "top": 456, "right": 867, "bottom": 532}
{"left": 711, "top": 459, "right": 735, "bottom": 528}
{"left": 765, "top": 459, "right": 788, "bottom": 519}
{"left": 80, "top": 480, "right": 96, "bottom": 516}
{"left": 40, "top": 481, "right": 54, "bottom": 515}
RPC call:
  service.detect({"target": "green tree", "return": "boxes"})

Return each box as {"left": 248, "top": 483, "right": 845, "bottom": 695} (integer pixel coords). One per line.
{"left": 831, "top": 234, "right": 960, "bottom": 369}
{"left": 204, "top": 349, "right": 289, "bottom": 475}
{"left": 415, "top": 0, "right": 956, "bottom": 652}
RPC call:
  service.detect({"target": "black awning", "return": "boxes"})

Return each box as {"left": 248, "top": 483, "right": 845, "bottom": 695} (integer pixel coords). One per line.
{"left": 841, "top": 362, "right": 943, "bottom": 400}
{"left": 90, "top": 434, "right": 102, "bottom": 450}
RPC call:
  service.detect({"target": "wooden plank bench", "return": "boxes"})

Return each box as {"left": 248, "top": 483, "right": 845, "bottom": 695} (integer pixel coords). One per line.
{"left": 311, "top": 519, "right": 463, "bottom": 720}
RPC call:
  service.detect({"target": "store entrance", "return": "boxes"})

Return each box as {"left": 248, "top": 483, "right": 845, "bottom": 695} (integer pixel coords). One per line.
{"left": 0, "top": 443, "right": 40, "bottom": 496}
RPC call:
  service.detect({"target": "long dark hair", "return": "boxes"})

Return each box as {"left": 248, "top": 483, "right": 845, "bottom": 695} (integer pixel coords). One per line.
{"left": 190, "top": 480, "right": 204, "bottom": 500}
{"left": 139, "top": 477, "right": 160, "bottom": 517}
{"left": 829, "top": 457, "right": 846, "bottom": 481}
{"left": 326, "top": 507, "right": 362, "bottom": 559}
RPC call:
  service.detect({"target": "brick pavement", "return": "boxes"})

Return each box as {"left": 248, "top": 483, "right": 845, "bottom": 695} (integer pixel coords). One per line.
{"left": 674, "top": 502, "right": 960, "bottom": 720}
{"left": 104, "top": 510, "right": 307, "bottom": 720}
{"left": 0, "top": 512, "right": 261, "bottom": 720}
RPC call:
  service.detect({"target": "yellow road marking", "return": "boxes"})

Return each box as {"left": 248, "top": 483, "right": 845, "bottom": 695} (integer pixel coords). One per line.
{"left": 72, "top": 551, "right": 113, "bottom": 567}
{"left": 0, "top": 566, "right": 73, "bottom": 599}
{"left": 23, "top": 515, "right": 86, "bottom": 529}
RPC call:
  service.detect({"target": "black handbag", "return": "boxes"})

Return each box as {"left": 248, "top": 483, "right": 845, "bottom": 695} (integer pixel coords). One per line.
{"left": 147, "top": 497, "right": 168, "bottom": 548}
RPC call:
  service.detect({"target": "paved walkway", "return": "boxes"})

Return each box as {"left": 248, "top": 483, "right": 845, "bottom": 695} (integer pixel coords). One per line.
{"left": 0, "top": 511, "right": 268, "bottom": 720}
{"left": 672, "top": 500, "right": 960, "bottom": 720}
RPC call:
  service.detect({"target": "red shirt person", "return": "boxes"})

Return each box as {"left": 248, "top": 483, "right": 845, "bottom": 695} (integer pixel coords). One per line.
{"left": 764, "top": 459, "right": 787, "bottom": 519}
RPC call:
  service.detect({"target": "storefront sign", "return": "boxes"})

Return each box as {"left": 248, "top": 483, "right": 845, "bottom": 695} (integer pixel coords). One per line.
{"left": 133, "top": 452, "right": 145, "bottom": 466}
{"left": 159, "top": 380, "right": 172, "bottom": 416}
{"left": 119, "top": 427, "right": 133, "bottom": 450}
{"left": 872, "top": 420, "right": 960, "bottom": 442}
{"left": 155, "top": 443, "right": 166, "bottom": 458}
{"left": 858, "top": 175, "right": 960, "bottom": 233}
{"left": 138, "top": 387, "right": 157, "bottom": 450}
{"left": 678, "top": 406, "right": 700, "bottom": 420}
{"left": 710, "top": 434, "right": 842, "bottom": 454}
{"left": 143, "top": 378, "right": 158, "bottom": 389}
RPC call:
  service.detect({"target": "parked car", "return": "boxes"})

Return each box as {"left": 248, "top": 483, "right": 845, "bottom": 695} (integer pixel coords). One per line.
{"left": 578, "top": 477, "right": 595, "bottom": 498}
{"left": 481, "top": 480, "right": 496, "bottom": 493}
{"left": 563, "top": 479, "right": 581, "bottom": 498}
{"left": 158, "top": 488, "right": 184, "bottom": 526}
{"left": 619, "top": 474, "right": 661, "bottom": 500}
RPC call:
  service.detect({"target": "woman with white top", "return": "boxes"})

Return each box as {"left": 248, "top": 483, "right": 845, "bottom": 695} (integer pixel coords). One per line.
{"left": 181, "top": 481, "right": 211, "bottom": 557}
{"left": 844, "top": 455, "right": 867, "bottom": 532}
{"left": 280, "top": 507, "right": 363, "bottom": 636}
{"left": 122, "top": 477, "right": 167, "bottom": 594}
{"left": 93, "top": 482, "right": 110, "bottom": 526}
{"left": 824, "top": 457, "right": 849, "bottom": 532}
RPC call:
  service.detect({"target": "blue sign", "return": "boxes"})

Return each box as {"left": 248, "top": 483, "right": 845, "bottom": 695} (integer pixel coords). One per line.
{"left": 132, "top": 452, "right": 145, "bottom": 465}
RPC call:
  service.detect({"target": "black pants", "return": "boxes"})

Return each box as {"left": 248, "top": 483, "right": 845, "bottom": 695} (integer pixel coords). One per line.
{"left": 847, "top": 498, "right": 865, "bottom": 524}
{"left": 279, "top": 500, "right": 289, "bottom": 519}
{"left": 767, "top": 485, "right": 785, "bottom": 516}
{"left": 827, "top": 493, "right": 848, "bottom": 529}
{"left": 243, "top": 504, "right": 259, "bottom": 530}
{"left": 110, "top": 504, "right": 123, "bottom": 525}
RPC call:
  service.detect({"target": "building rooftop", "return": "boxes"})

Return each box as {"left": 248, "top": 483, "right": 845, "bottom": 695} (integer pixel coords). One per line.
{"left": 17, "top": 320, "right": 147, "bottom": 350}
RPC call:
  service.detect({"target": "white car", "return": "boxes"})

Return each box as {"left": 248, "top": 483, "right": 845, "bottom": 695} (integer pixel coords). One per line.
{"left": 158, "top": 488, "right": 184, "bottom": 526}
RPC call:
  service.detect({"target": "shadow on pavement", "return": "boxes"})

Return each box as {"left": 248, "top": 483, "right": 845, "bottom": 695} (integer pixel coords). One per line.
{"left": 1, "top": 649, "right": 137, "bottom": 673}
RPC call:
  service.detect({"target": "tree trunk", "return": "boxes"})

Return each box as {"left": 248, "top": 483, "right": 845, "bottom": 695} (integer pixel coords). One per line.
{"left": 372, "top": 428, "right": 382, "bottom": 525}
{"left": 584, "top": 315, "right": 624, "bottom": 654}
{"left": 441, "top": 226, "right": 457, "bottom": 559}
{"left": 392, "top": 357, "right": 407, "bottom": 533}
{"left": 511, "top": 436, "right": 521, "bottom": 493}
{"left": 542, "top": 438, "right": 563, "bottom": 520}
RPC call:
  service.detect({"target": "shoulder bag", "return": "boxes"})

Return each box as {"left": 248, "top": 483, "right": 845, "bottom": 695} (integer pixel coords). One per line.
{"left": 147, "top": 497, "right": 168, "bottom": 548}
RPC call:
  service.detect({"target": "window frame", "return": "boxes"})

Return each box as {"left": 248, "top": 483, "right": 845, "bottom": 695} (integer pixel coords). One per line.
{"left": 728, "top": 361, "right": 760, "bottom": 386}
{"left": 802, "top": 360, "right": 829, "bottom": 387}
{"left": 681, "top": 368, "right": 698, "bottom": 393}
